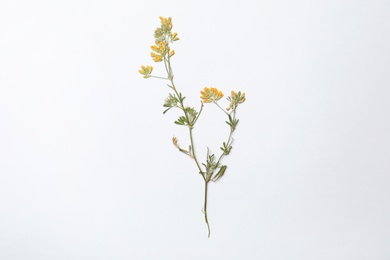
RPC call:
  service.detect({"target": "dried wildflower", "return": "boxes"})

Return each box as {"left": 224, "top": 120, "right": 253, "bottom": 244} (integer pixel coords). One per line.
{"left": 159, "top": 16, "right": 172, "bottom": 32}
{"left": 226, "top": 91, "right": 246, "bottom": 111}
{"left": 138, "top": 65, "right": 153, "bottom": 78}
{"left": 170, "top": 32, "right": 179, "bottom": 42}
{"left": 200, "top": 87, "right": 224, "bottom": 103}
{"left": 138, "top": 17, "right": 246, "bottom": 238}
{"left": 150, "top": 41, "right": 169, "bottom": 62}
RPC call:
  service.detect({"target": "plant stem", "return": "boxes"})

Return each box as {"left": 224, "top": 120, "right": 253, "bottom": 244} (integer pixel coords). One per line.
{"left": 214, "top": 110, "right": 236, "bottom": 174}
{"left": 189, "top": 127, "right": 204, "bottom": 179}
{"left": 213, "top": 101, "right": 230, "bottom": 115}
{"left": 164, "top": 50, "right": 210, "bottom": 236}
{"left": 150, "top": 75, "right": 169, "bottom": 80}
{"left": 164, "top": 56, "right": 204, "bottom": 178}
{"left": 203, "top": 180, "right": 211, "bottom": 237}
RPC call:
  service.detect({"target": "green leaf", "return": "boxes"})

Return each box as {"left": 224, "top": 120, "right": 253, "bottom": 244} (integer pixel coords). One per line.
{"left": 204, "top": 152, "right": 216, "bottom": 175}
{"left": 163, "top": 93, "right": 178, "bottom": 109}
{"left": 226, "top": 116, "right": 239, "bottom": 131}
{"left": 174, "top": 116, "right": 187, "bottom": 125}
{"left": 212, "top": 165, "right": 227, "bottom": 182}
{"left": 177, "top": 92, "right": 185, "bottom": 103}
{"left": 220, "top": 142, "right": 232, "bottom": 155}
{"left": 228, "top": 114, "right": 233, "bottom": 123}
{"left": 184, "top": 107, "right": 198, "bottom": 126}
{"left": 163, "top": 107, "right": 172, "bottom": 114}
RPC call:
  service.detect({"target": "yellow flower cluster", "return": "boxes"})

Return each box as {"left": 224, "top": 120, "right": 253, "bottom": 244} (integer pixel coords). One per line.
{"left": 226, "top": 91, "right": 246, "bottom": 111}
{"left": 154, "top": 17, "right": 179, "bottom": 42}
{"left": 150, "top": 41, "right": 175, "bottom": 62}
{"left": 139, "top": 17, "right": 179, "bottom": 78}
{"left": 200, "top": 87, "right": 224, "bottom": 103}
{"left": 150, "top": 16, "right": 179, "bottom": 62}
{"left": 138, "top": 65, "right": 153, "bottom": 78}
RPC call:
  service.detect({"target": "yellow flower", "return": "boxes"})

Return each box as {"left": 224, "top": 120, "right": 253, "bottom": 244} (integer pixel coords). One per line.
{"left": 151, "top": 17, "right": 178, "bottom": 63}
{"left": 150, "top": 41, "right": 169, "bottom": 62}
{"left": 138, "top": 65, "right": 153, "bottom": 78}
{"left": 150, "top": 52, "right": 162, "bottom": 62}
{"left": 159, "top": 16, "right": 172, "bottom": 32}
{"left": 226, "top": 91, "right": 246, "bottom": 110}
{"left": 232, "top": 91, "right": 246, "bottom": 103}
{"left": 154, "top": 16, "right": 179, "bottom": 42}
{"left": 170, "top": 32, "right": 179, "bottom": 42}
{"left": 168, "top": 50, "right": 175, "bottom": 58}
{"left": 200, "top": 87, "right": 224, "bottom": 103}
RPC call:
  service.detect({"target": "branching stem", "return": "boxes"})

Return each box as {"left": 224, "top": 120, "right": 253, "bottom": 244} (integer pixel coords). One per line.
{"left": 141, "top": 17, "right": 246, "bottom": 238}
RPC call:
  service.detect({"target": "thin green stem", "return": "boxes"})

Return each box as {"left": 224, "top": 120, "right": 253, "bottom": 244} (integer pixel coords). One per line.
{"left": 189, "top": 126, "right": 204, "bottom": 177}
{"left": 164, "top": 56, "right": 204, "bottom": 177}
{"left": 163, "top": 43, "right": 212, "bottom": 237}
{"left": 193, "top": 102, "right": 204, "bottom": 125}
{"left": 163, "top": 57, "right": 171, "bottom": 78}
{"left": 213, "top": 101, "right": 230, "bottom": 116}
{"left": 150, "top": 75, "right": 169, "bottom": 80}
{"left": 212, "top": 109, "right": 237, "bottom": 180}
{"left": 203, "top": 180, "right": 211, "bottom": 237}
{"left": 215, "top": 131, "right": 233, "bottom": 169}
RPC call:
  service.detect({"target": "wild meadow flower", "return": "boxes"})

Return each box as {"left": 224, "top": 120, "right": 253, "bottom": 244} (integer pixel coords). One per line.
{"left": 226, "top": 91, "right": 246, "bottom": 111}
{"left": 200, "top": 87, "right": 224, "bottom": 103}
{"left": 138, "top": 17, "right": 246, "bottom": 238}
{"left": 150, "top": 41, "right": 168, "bottom": 62}
{"left": 138, "top": 65, "right": 153, "bottom": 78}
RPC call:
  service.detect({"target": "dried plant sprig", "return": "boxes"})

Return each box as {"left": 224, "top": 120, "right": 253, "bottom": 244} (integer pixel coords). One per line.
{"left": 139, "top": 16, "right": 246, "bottom": 238}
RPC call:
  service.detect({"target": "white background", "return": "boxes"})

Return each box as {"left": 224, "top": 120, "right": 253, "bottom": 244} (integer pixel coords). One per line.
{"left": 1, "top": 0, "right": 390, "bottom": 259}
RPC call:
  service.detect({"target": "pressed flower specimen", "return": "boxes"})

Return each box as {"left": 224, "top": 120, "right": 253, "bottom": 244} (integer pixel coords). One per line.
{"left": 139, "top": 17, "right": 246, "bottom": 237}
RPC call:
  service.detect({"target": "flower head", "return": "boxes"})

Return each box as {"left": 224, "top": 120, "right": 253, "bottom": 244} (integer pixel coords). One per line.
{"left": 154, "top": 17, "right": 179, "bottom": 42}
{"left": 200, "top": 87, "right": 224, "bottom": 103}
{"left": 138, "top": 65, "right": 153, "bottom": 78}
{"left": 159, "top": 16, "right": 172, "bottom": 33}
{"left": 150, "top": 41, "right": 170, "bottom": 62}
{"left": 150, "top": 17, "right": 179, "bottom": 62}
{"left": 170, "top": 32, "right": 179, "bottom": 42}
{"left": 226, "top": 91, "right": 246, "bottom": 110}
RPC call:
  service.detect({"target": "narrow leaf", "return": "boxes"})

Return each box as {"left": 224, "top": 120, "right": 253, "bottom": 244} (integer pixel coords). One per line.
{"left": 212, "top": 165, "right": 227, "bottom": 182}
{"left": 163, "top": 107, "right": 172, "bottom": 114}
